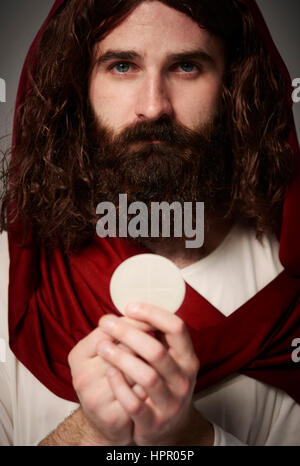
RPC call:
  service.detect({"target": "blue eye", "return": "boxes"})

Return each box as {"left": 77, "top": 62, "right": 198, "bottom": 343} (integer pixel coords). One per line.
{"left": 180, "top": 63, "right": 197, "bottom": 73}
{"left": 113, "top": 63, "right": 131, "bottom": 73}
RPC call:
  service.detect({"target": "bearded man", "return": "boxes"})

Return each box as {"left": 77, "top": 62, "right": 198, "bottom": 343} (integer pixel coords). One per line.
{"left": 0, "top": 0, "right": 300, "bottom": 446}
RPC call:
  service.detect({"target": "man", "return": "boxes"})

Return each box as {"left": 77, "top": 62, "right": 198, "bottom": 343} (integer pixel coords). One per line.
{"left": 0, "top": 0, "right": 300, "bottom": 446}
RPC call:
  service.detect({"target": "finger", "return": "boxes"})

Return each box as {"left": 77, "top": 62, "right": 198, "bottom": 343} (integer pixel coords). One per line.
{"left": 132, "top": 384, "right": 148, "bottom": 401}
{"left": 106, "top": 367, "right": 143, "bottom": 412}
{"left": 125, "top": 302, "right": 195, "bottom": 357}
{"left": 98, "top": 340, "right": 172, "bottom": 406}
{"left": 111, "top": 346, "right": 147, "bottom": 399}
{"left": 117, "top": 343, "right": 137, "bottom": 386}
{"left": 68, "top": 326, "right": 114, "bottom": 374}
{"left": 99, "top": 315, "right": 183, "bottom": 387}
{"left": 119, "top": 316, "right": 155, "bottom": 333}
{"left": 116, "top": 344, "right": 155, "bottom": 400}
{"left": 107, "top": 367, "right": 153, "bottom": 428}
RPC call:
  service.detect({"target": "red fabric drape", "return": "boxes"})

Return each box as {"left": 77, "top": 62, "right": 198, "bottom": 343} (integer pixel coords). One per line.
{"left": 8, "top": 0, "right": 300, "bottom": 403}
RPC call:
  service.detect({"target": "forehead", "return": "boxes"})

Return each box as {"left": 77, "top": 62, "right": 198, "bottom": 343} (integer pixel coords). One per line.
{"left": 95, "top": 1, "right": 222, "bottom": 58}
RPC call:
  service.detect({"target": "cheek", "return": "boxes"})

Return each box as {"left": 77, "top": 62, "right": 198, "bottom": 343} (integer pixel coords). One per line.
{"left": 89, "top": 75, "right": 135, "bottom": 131}
{"left": 89, "top": 76, "right": 114, "bottom": 118}
{"left": 174, "top": 78, "right": 223, "bottom": 128}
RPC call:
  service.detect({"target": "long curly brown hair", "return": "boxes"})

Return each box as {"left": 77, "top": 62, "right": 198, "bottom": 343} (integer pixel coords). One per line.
{"left": 0, "top": 0, "right": 295, "bottom": 251}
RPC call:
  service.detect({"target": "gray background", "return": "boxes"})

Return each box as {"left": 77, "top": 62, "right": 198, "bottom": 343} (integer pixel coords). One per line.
{"left": 0, "top": 0, "right": 299, "bottom": 148}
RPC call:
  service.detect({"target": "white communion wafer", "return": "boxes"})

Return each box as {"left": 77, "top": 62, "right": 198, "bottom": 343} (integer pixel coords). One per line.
{"left": 110, "top": 254, "right": 186, "bottom": 315}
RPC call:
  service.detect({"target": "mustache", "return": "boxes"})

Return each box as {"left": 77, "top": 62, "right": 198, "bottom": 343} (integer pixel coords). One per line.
{"left": 87, "top": 108, "right": 229, "bottom": 170}
{"left": 110, "top": 115, "right": 214, "bottom": 147}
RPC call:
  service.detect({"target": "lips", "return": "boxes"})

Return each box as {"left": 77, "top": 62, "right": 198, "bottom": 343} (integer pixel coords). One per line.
{"left": 130, "top": 139, "right": 162, "bottom": 147}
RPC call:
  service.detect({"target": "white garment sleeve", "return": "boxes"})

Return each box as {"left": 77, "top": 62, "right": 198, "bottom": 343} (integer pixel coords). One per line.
{"left": 0, "top": 232, "right": 13, "bottom": 445}
{"left": 0, "top": 366, "right": 13, "bottom": 446}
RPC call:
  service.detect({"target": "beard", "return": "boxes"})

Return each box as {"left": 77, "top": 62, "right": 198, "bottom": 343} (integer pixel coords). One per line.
{"left": 87, "top": 106, "right": 233, "bottom": 246}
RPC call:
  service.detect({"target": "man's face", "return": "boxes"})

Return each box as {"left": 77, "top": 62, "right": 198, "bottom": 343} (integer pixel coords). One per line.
{"left": 87, "top": 0, "right": 231, "bottom": 242}
{"left": 89, "top": 1, "right": 226, "bottom": 135}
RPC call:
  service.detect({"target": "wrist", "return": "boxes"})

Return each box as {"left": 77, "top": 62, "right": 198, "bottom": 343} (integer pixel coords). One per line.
{"left": 78, "top": 408, "right": 132, "bottom": 446}
{"left": 78, "top": 409, "right": 116, "bottom": 446}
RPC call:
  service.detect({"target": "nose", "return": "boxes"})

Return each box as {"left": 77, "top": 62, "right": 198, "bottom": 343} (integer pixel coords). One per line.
{"left": 135, "top": 73, "right": 173, "bottom": 121}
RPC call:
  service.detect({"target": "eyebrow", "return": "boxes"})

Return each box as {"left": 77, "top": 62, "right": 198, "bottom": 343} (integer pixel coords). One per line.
{"left": 96, "top": 49, "right": 216, "bottom": 67}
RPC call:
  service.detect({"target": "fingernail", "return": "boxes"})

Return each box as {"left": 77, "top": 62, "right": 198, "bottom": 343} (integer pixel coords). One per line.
{"left": 100, "top": 316, "right": 116, "bottom": 331}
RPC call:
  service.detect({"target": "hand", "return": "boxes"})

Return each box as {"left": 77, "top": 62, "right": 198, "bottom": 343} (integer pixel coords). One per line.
{"left": 68, "top": 318, "right": 149, "bottom": 446}
{"left": 97, "top": 303, "right": 210, "bottom": 446}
